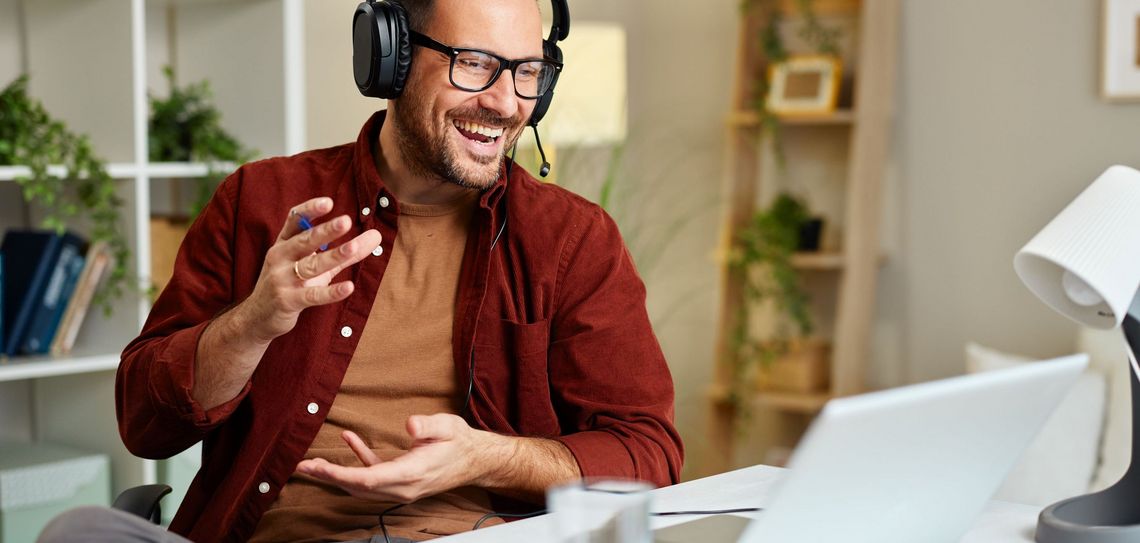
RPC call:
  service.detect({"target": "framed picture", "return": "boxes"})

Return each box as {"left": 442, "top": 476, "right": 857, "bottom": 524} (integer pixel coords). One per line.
{"left": 1102, "top": 0, "right": 1140, "bottom": 101}
{"left": 766, "top": 55, "right": 842, "bottom": 116}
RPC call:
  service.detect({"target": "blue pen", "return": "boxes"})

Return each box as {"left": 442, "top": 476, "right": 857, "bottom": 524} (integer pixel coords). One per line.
{"left": 297, "top": 215, "right": 328, "bottom": 251}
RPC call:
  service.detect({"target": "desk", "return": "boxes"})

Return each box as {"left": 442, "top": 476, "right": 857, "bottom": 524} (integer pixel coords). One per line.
{"left": 442, "top": 465, "right": 1041, "bottom": 542}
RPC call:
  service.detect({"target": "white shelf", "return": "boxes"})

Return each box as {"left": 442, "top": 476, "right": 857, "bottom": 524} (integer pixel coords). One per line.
{"left": 0, "top": 161, "right": 238, "bottom": 182}
{"left": 0, "top": 351, "right": 120, "bottom": 383}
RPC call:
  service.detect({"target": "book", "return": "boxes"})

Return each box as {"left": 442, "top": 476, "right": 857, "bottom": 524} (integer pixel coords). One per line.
{"left": 0, "top": 231, "right": 64, "bottom": 357}
{"left": 21, "top": 232, "right": 87, "bottom": 355}
{"left": 0, "top": 253, "right": 4, "bottom": 354}
{"left": 50, "top": 242, "right": 112, "bottom": 357}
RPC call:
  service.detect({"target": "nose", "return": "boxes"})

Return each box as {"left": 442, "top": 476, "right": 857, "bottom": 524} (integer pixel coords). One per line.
{"left": 477, "top": 68, "right": 524, "bottom": 120}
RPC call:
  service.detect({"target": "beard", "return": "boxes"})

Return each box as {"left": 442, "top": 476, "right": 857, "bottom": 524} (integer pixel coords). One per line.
{"left": 390, "top": 90, "right": 526, "bottom": 190}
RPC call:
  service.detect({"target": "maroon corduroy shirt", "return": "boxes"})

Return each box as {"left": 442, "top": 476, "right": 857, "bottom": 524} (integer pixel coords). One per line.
{"left": 116, "top": 111, "right": 683, "bottom": 542}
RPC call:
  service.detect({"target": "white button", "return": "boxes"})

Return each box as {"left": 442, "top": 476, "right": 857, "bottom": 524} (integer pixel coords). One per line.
{"left": 258, "top": 482, "right": 270, "bottom": 494}
{"left": 372, "top": 245, "right": 384, "bottom": 257}
{"left": 306, "top": 402, "right": 319, "bottom": 415}
{"left": 340, "top": 326, "right": 353, "bottom": 338}
{"left": 362, "top": 207, "right": 371, "bottom": 216}
{"left": 378, "top": 196, "right": 390, "bottom": 208}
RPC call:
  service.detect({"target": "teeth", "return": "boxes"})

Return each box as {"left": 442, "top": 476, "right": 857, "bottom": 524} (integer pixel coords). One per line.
{"left": 454, "top": 120, "right": 504, "bottom": 139}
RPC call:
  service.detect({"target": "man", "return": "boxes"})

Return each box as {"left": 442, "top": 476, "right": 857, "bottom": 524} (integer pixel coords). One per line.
{"left": 41, "top": 0, "right": 681, "bottom": 541}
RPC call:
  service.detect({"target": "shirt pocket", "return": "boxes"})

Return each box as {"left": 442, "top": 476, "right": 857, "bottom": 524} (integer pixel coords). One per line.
{"left": 473, "top": 318, "right": 560, "bottom": 437}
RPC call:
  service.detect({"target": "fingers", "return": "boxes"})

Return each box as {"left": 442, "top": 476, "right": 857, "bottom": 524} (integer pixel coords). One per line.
{"left": 277, "top": 197, "right": 334, "bottom": 242}
{"left": 342, "top": 431, "right": 382, "bottom": 466}
{"left": 407, "top": 414, "right": 459, "bottom": 443}
{"left": 292, "top": 229, "right": 384, "bottom": 285}
{"left": 285, "top": 215, "right": 357, "bottom": 261}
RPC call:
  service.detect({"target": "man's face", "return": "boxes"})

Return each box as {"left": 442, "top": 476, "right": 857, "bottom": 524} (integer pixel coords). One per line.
{"left": 391, "top": 0, "right": 544, "bottom": 190}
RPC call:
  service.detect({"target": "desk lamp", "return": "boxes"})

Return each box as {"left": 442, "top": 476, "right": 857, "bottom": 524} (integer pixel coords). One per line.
{"left": 1014, "top": 165, "right": 1140, "bottom": 543}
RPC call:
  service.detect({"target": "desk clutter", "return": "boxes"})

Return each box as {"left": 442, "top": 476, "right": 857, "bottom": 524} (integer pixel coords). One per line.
{"left": 0, "top": 441, "right": 110, "bottom": 542}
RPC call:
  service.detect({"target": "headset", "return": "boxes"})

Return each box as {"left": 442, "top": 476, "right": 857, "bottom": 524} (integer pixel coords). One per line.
{"left": 352, "top": 0, "right": 569, "bottom": 128}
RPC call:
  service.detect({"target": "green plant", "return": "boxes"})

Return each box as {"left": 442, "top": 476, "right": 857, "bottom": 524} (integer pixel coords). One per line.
{"left": 0, "top": 76, "right": 130, "bottom": 314}
{"left": 728, "top": 193, "right": 815, "bottom": 407}
{"left": 743, "top": 0, "right": 843, "bottom": 165}
{"left": 149, "top": 66, "right": 255, "bottom": 217}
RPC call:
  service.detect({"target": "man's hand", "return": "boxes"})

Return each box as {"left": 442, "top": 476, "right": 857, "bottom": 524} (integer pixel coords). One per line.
{"left": 241, "top": 196, "right": 383, "bottom": 343}
{"left": 192, "top": 197, "right": 382, "bottom": 410}
{"left": 296, "top": 414, "right": 581, "bottom": 504}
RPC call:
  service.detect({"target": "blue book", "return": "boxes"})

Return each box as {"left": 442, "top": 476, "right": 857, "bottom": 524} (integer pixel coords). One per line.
{"left": 0, "top": 253, "right": 4, "bottom": 352}
{"left": 1, "top": 231, "right": 64, "bottom": 357}
{"left": 22, "top": 233, "right": 87, "bottom": 355}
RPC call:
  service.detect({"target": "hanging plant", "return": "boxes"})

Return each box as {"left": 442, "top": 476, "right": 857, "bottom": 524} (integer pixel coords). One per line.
{"left": 743, "top": 0, "right": 843, "bottom": 166}
{"left": 727, "top": 193, "right": 816, "bottom": 416}
{"left": 149, "top": 66, "right": 256, "bottom": 217}
{"left": 0, "top": 75, "right": 130, "bottom": 314}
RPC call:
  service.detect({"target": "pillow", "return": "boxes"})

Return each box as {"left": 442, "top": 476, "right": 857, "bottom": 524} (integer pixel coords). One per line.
{"left": 1076, "top": 327, "right": 1131, "bottom": 491}
{"left": 965, "top": 342, "right": 1107, "bottom": 506}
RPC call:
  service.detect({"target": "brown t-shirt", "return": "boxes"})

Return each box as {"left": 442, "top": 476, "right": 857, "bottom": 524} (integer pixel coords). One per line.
{"left": 249, "top": 190, "right": 501, "bottom": 542}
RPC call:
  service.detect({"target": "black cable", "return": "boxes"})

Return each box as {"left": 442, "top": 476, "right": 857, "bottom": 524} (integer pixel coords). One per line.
{"left": 651, "top": 507, "right": 762, "bottom": 516}
{"left": 378, "top": 503, "right": 406, "bottom": 543}
{"left": 472, "top": 509, "right": 547, "bottom": 530}
{"left": 468, "top": 507, "right": 764, "bottom": 530}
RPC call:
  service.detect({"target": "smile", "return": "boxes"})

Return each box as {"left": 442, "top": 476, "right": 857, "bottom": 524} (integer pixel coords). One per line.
{"left": 453, "top": 120, "right": 505, "bottom": 145}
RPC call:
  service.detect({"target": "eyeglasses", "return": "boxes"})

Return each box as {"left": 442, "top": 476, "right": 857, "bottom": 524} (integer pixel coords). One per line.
{"left": 409, "top": 31, "right": 562, "bottom": 100}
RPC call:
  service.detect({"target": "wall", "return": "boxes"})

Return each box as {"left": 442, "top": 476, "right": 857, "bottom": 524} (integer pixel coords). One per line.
{"left": 880, "top": 0, "right": 1140, "bottom": 385}
{"left": 548, "top": 1, "right": 736, "bottom": 479}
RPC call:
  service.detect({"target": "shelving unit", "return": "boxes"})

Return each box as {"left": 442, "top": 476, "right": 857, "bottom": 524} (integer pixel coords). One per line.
{"left": 705, "top": 0, "right": 899, "bottom": 474}
{"left": 0, "top": 0, "right": 380, "bottom": 517}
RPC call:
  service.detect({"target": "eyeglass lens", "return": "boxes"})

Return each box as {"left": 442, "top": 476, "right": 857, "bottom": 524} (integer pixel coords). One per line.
{"left": 452, "top": 50, "right": 555, "bottom": 98}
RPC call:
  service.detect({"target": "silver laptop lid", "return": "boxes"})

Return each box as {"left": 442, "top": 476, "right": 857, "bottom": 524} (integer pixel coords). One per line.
{"left": 740, "top": 354, "right": 1088, "bottom": 543}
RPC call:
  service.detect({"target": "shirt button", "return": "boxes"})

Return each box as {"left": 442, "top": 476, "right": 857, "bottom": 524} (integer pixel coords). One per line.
{"left": 362, "top": 207, "right": 371, "bottom": 216}
{"left": 378, "top": 196, "right": 390, "bottom": 208}
{"left": 372, "top": 245, "right": 384, "bottom": 257}
{"left": 306, "top": 402, "right": 319, "bottom": 415}
{"left": 340, "top": 326, "right": 353, "bottom": 338}
{"left": 258, "top": 482, "right": 270, "bottom": 494}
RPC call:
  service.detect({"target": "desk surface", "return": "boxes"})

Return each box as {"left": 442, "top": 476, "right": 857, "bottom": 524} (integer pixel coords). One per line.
{"left": 442, "top": 465, "right": 1040, "bottom": 542}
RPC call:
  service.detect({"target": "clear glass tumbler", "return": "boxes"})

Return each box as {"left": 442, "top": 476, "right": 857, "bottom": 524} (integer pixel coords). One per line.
{"left": 547, "top": 478, "right": 654, "bottom": 543}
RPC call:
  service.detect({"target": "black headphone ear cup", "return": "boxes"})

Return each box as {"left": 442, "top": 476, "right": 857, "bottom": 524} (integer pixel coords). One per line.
{"left": 528, "top": 40, "right": 562, "bottom": 126}
{"left": 353, "top": 1, "right": 412, "bottom": 99}
{"left": 388, "top": 1, "right": 413, "bottom": 97}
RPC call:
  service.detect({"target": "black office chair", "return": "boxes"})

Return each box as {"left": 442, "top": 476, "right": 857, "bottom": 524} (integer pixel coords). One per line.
{"left": 112, "top": 484, "right": 172, "bottom": 524}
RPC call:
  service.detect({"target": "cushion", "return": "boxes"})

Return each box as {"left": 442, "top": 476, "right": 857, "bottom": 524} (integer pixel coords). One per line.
{"left": 1076, "top": 327, "right": 1131, "bottom": 491}
{"left": 965, "top": 342, "right": 1107, "bottom": 506}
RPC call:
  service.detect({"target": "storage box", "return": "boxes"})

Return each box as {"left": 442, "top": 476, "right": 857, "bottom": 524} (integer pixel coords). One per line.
{"left": 0, "top": 442, "right": 110, "bottom": 542}
{"left": 755, "top": 338, "right": 831, "bottom": 393}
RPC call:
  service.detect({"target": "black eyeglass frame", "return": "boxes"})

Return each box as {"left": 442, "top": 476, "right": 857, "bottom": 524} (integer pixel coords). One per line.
{"left": 409, "top": 31, "right": 563, "bottom": 99}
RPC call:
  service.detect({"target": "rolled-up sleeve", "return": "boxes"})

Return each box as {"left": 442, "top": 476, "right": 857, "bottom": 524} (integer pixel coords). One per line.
{"left": 116, "top": 170, "right": 251, "bottom": 460}
{"left": 549, "top": 207, "right": 684, "bottom": 488}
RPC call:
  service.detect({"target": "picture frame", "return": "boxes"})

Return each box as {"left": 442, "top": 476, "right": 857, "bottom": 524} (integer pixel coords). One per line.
{"left": 1101, "top": 0, "right": 1140, "bottom": 101}
{"left": 766, "top": 55, "right": 843, "bottom": 116}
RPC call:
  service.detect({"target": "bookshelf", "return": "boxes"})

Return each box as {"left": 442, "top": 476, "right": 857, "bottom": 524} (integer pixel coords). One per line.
{"left": 0, "top": 0, "right": 378, "bottom": 512}
{"left": 705, "top": 0, "right": 899, "bottom": 473}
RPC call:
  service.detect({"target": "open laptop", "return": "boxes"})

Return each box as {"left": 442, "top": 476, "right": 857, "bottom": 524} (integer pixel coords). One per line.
{"left": 656, "top": 354, "right": 1088, "bottom": 543}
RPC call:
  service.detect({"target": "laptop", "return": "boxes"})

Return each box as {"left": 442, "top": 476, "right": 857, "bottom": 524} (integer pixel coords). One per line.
{"left": 656, "top": 354, "right": 1088, "bottom": 543}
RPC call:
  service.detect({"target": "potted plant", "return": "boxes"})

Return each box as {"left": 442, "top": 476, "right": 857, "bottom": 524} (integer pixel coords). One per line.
{"left": 729, "top": 193, "right": 829, "bottom": 405}
{"left": 0, "top": 75, "right": 129, "bottom": 313}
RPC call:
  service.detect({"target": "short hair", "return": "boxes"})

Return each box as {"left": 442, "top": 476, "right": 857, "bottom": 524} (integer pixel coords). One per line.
{"left": 398, "top": 0, "right": 434, "bottom": 32}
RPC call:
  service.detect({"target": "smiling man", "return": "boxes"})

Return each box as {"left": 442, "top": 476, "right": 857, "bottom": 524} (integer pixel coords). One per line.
{"left": 38, "top": 1, "right": 681, "bottom": 542}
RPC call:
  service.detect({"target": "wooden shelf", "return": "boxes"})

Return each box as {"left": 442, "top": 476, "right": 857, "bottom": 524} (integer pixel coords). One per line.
{"left": 708, "top": 384, "right": 833, "bottom": 414}
{"left": 727, "top": 109, "right": 856, "bottom": 128}
{"left": 791, "top": 252, "right": 889, "bottom": 270}
{"left": 0, "top": 162, "right": 237, "bottom": 182}
{"left": 0, "top": 351, "right": 120, "bottom": 383}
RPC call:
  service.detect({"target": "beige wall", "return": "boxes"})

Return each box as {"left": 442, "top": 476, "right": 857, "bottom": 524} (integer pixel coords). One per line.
{"left": 878, "top": 1, "right": 1140, "bottom": 385}
{"left": 557, "top": 1, "right": 736, "bottom": 479}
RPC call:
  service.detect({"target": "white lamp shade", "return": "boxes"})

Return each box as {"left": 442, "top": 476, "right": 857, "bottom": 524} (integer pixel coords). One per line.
{"left": 538, "top": 22, "right": 627, "bottom": 145}
{"left": 1014, "top": 165, "right": 1140, "bottom": 329}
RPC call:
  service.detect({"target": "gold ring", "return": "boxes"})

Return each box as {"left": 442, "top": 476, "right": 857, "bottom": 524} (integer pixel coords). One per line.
{"left": 293, "top": 260, "right": 307, "bottom": 282}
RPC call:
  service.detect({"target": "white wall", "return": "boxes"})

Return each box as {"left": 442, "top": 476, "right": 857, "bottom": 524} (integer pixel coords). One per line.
{"left": 878, "top": 1, "right": 1140, "bottom": 385}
